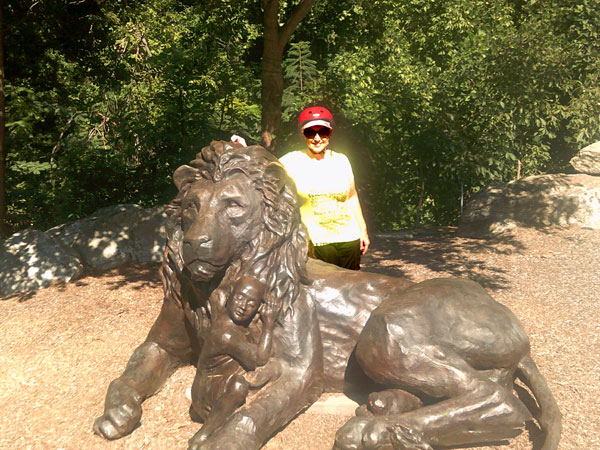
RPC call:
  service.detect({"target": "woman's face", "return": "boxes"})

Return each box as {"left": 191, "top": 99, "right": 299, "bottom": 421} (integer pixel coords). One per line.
{"left": 304, "top": 126, "right": 332, "bottom": 154}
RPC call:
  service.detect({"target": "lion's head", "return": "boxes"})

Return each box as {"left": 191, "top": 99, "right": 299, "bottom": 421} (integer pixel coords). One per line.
{"left": 161, "top": 141, "right": 309, "bottom": 315}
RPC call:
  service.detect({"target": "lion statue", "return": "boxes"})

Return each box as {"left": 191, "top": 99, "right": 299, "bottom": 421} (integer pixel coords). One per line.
{"left": 94, "top": 141, "right": 561, "bottom": 450}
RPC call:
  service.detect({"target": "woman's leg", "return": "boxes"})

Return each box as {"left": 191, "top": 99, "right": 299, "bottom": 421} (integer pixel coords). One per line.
{"left": 312, "top": 239, "right": 360, "bottom": 270}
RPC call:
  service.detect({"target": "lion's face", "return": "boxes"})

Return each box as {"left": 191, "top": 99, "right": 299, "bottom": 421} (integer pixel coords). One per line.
{"left": 179, "top": 172, "right": 264, "bottom": 282}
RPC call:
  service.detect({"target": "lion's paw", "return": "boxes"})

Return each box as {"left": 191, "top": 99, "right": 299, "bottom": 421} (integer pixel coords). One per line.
{"left": 93, "top": 381, "right": 143, "bottom": 440}
{"left": 187, "top": 428, "right": 209, "bottom": 450}
{"left": 334, "top": 416, "right": 434, "bottom": 450}
{"left": 334, "top": 416, "right": 390, "bottom": 449}
{"left": 93, "top": 401, "right": 142, "bottom": 440}
{"left": 388, "top": 424, "right": 433, "bottom": 450}
{"left": 188, "top": 430, "right": 255, "bottom": 450}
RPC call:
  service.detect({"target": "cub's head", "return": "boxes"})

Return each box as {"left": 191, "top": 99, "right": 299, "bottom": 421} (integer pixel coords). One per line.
{"left": 165, "top": 141, "right": 302, "bottom": 282}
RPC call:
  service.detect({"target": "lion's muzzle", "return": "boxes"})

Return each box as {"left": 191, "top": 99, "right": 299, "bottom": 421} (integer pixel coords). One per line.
{"left": 182, "top": 240, "right": 226, "bottom": 281}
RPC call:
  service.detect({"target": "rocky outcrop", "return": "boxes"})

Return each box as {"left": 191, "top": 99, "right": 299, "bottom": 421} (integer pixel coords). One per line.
{"left": 0, "top": 204, "right": 167, "bottom": 296}
{"left": 459, "top": 174, "right": 600, "bottom": 235}
{"left": 0, "top": 229, "right": 84, "bottom": 296}
{"left": 47, "top": 204, "right": 167, "bottom": 271}
{"left": 570, "top": 141, "right": 600, "bottom": 175}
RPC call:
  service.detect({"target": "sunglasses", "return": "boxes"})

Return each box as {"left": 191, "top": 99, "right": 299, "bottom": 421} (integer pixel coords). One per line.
{"left": 303, "top": 126, "right": 332, "bottom": 139}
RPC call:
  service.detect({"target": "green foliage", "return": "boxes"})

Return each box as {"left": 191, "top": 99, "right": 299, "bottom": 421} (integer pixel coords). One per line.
{"left": 292, "top": 0, "right": 600, "bottom": 229}
{"left": 4, "top": 0, "right": 263, "bottom": 231}
{"left": 284, "top": 42, "right": 318, "bottom": 91}
{"left": 4, "top": 0, "right": 599, "bottom": 233}
{"left": 282, "top": 41, "right": 319, "bottom": 122}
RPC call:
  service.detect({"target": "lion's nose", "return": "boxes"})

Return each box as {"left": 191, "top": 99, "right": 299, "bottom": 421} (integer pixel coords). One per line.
{"left": 182, "top": 237, "right": 212, "bottom": 261}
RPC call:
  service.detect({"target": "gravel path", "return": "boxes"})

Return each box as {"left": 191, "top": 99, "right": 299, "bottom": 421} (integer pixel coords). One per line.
{"left": 0, "top": 225, "right": 598, "bottom": 450}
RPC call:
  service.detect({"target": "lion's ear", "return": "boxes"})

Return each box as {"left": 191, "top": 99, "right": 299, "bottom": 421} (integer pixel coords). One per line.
{"left": 173, "top": 165, "right": 198, "bottom": 191}
{"left": 264, "top": 162, "right": 287, "bottom": 193}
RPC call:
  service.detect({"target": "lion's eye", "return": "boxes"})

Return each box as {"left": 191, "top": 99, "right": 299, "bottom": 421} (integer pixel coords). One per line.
{"left": 183, "top": 203, "right": 198, "bottom": 216}
{"left": 182, "top": 203, "right": 198, "bottom": 228}
{"left": 224, "top": 199, "right": 246, "bottom": 218}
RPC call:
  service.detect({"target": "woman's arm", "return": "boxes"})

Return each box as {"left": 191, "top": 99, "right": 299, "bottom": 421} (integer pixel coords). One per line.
{"left": 348, "top": 180, "right": 370, "bottom": 255}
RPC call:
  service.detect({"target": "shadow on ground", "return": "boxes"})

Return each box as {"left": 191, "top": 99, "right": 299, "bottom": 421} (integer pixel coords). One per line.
{"left": 74, "top": 262, "right": 162, "bottom": 291}
{"left": 361, "top": 228, "right": 527, "bottom": 291}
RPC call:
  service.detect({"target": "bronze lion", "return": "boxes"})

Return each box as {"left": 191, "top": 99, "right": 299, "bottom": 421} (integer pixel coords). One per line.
{"left": 94, "top": 141, "right": 561, "bottom": 449}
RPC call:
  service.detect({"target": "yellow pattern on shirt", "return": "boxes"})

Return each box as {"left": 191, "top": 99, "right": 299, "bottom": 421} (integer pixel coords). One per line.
{"left": 279, "top": 150, "right": 361, "bottom": 246}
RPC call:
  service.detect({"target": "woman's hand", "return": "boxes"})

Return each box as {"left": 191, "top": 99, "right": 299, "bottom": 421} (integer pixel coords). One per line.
{"left": 360, "top": 231, "right": 370, "bottom": 255}
{"left": 230, "top": 135, "right": 247, "bottom": 147}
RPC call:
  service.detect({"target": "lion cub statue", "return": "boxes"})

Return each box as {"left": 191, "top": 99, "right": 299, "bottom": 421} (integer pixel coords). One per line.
{"left": 94, "top": 141, "right": 560, "bottom": 450}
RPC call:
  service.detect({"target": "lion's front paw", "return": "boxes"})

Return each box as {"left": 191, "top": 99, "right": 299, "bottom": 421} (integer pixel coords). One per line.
{"left": 188, "top": 428, "right": 209, "bottom": 450}
{"left": 93, "top": 400, "right": 142, "bottom": 440}
{"left": 93, "top": 381, "right": 142, "bottom": 440}
{"left": 188, "top": 429, "right": 256, "bottom": 450}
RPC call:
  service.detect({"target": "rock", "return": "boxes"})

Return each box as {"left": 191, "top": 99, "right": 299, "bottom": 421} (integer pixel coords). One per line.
{"left": 0, "top": 229, "right": 83, "bottom": 296}
{"left": 570, "top": 141, "right": 600, "bottom": 175}
{"left": 376, "top": 231, "right": 415, "bottom": 239}
{"left": 132, "top": 205, "right": 168, "bottom": 263}
{"left": 459, "top": 174, "right": 600, "bottom": 235}
{"left": 47, "top": 204, "right": 167, "bottom": 271}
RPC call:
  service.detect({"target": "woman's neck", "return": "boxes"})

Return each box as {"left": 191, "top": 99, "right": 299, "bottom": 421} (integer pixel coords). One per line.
{"left": 307, "top": 149, "right": 329, "bottom": 160}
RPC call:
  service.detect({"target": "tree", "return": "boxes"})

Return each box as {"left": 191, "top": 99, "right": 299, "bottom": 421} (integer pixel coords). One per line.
{"left": 0, "top": 0, "right": 5, "bottom": 236}
{"left": 281, "top": 41, "right": 318, "bottom": 121}
{"left": 261, "top": 0, "right": 314, "bottom": 150}
{"left": 304, "top": 0, "right": 599, "bottom": 228}
{"left": 3, "top": 0, "right": 599, "bottom": 233}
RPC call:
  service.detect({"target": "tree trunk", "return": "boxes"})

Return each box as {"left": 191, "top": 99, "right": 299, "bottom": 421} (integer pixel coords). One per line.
{"left": 260, "top": 0, "right": 314, "bottom": 151}
{"left": 261, "top": 9, "right": 283, "bottom": 150}
{"left": 415, "top": 177, "right": 425, "bottom": 228}
{"left": 0, "top": 0, "right": 6, "bottom": 236}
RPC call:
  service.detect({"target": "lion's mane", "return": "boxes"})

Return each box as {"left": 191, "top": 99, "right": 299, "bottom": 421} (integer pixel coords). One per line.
{"left": 160, "top": 141, "right": 309, "bottom": 319}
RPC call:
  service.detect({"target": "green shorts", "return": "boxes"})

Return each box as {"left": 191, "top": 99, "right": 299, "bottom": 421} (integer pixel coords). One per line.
{"left": 311, "top": 239, "right": 361, "bottom": 270}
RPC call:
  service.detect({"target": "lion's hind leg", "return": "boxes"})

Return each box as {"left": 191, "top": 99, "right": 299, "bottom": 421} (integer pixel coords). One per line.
{"left": 336, "top": 375, "right": 531, "bottom": 450}
{"left": 342, "top": 336, "right": 532, "bottom": 449}
{"left": 356, "top": 389, "right": 423, "bottom": 417}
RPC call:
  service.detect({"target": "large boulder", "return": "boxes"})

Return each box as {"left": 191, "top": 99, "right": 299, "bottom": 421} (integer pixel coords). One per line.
{"left": 460, "top": 173, "right": 600, "bottom": 235}
{"left": 47, "top": 204, "right": 167, "bottom": 271}
{"left": 0, "top": 229, "right": 84, "bottom": 296}
{"left": 131, "top": 205, "right": 168, "bottom": 263}
{"left": 570, "top": 141, "right": 600, "bottom": 175}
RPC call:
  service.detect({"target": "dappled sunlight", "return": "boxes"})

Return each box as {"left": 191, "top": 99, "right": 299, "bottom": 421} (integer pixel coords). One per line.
{"left": 74, "top": 262, "right": 162, "bottom": 291}
{"left": 362, "top": 229, "right": 528, "bottom": 291}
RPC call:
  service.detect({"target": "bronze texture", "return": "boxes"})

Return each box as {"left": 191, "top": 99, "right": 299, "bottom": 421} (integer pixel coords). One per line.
{"left": 94, "top": 141, "right": 561, "bottom": 450}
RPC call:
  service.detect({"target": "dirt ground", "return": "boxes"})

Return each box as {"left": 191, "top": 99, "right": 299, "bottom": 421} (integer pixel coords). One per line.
{"left": 1, "top": 225, "right": 598, "bottom": 450}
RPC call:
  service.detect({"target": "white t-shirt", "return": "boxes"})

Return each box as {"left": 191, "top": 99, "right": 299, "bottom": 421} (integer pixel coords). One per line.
{"left": 279, "top": 150, "right": 361, "bottom": 246}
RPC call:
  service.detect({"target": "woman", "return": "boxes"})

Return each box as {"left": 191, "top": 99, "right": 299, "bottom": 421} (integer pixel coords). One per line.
{"left": 278, "top": 106, "right": 369, "bottom": 270}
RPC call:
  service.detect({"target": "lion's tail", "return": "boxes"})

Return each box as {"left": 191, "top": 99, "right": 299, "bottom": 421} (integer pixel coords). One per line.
{"left": 515, "top": 355, "right": 561, "bottom": 450}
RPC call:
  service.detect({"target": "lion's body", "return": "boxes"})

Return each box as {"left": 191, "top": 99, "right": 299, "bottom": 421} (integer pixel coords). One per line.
{"left": 94, "top": 142, "right": 561, "bottom": 450}
{"left": 306, "top": 260, "right": 530, "bottom": 392}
